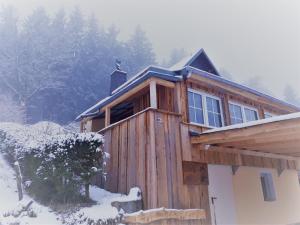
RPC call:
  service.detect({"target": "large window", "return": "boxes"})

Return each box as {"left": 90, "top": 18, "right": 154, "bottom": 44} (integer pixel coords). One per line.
{"left": 188, "top": 89, "right": 223, "bottom": 127}
{"left": 229, "top": 102, "right": 259, "bottom": 124}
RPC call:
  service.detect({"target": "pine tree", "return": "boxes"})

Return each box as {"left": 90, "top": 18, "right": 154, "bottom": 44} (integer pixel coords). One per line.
{"left": 126, "top": 25, "right": 156, "bottom": 76}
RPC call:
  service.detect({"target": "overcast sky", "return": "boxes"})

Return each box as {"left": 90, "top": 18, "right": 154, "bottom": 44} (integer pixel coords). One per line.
{"left": 1, "top": 0, "right": 300, "bottom": 99}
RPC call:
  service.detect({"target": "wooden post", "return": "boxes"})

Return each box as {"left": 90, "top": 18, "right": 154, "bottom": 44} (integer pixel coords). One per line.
{"left": 14, "top": 161, "right": 23, "bottom": 201}
{"left": 174, "top": 83, "right": 182, "bottom": 114}
{"left": 258, "top": 106, "right": 265, "bottom": 119}
{"left": 222, "top": 94, "right": 231, "bottom": 126}
{"left": 105, "top": 107, "right": 111, "bottom": 127}
{"left": 150, "top": 80, "right": 157, "bottom": 109}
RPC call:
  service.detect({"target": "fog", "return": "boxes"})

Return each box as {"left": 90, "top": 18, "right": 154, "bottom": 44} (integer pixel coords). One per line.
{"left": 1, "top": 0, "right": 300, "bottom": 99}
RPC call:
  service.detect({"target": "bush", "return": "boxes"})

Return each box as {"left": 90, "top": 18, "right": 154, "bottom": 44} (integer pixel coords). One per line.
{"left": 0, "top": 122, "right": 106, "bottom": 204}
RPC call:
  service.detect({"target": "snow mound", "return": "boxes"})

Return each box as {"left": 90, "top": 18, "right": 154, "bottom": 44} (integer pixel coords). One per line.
{"left": 0, "top": 155, "right": 61, "bottom": 225}
{"left": 64, "top": 186, "right": 142, "bottom": 224}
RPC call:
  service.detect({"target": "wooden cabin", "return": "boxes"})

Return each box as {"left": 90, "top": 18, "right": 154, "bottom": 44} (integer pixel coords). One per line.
{"left": 77, "top": 49, "right": 300, "bottom": 225}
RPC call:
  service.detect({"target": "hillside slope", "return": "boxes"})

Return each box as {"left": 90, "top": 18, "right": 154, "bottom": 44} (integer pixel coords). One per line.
{"left": 0, "top": 154, "right": 61, "bottom": 225}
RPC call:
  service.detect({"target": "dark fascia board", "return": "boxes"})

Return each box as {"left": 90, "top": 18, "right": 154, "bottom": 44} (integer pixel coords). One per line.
{"left": 187, "top": 66, "right": 300, "bottom": 111}
{"left": 75, "top": 70, "right": 181, "bottom": 121}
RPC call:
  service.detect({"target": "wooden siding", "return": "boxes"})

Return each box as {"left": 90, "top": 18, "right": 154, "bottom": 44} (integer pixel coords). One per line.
{"left": 100, "top": 108, "right": 299, "bottom": 225}
{"left": 101, "top": 108, "right": 211, "bottom": 225}
{"left": 187, "top": 79, "right": 295, "bottom": 122}
{"left": 132, "top": 85, "right": 175, "bottom": 114}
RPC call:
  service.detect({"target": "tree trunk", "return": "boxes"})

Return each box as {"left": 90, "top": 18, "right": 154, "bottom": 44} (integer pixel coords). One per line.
{"left": 14, "top": 161, "right": 23, "bottom": 201}
{"left": 85, "top": 183, "right": 90, "bottom": 199}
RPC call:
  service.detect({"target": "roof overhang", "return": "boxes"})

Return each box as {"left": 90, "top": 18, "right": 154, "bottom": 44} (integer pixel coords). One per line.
{"left": 191, "top": 112, "right": 300, "bottom": 157}
{"left": 75, "top": 70, "right": 181, "bottom": 121}
{"left": 187, "top": 67, "right": 300, "bottom": 113}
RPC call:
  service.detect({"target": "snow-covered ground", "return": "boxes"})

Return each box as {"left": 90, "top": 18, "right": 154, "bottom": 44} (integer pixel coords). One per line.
{"left": 0, "top": 121, "right": 141, "bottom": 225}
{"left": 0, "top": 154, "right": 61, "bottom": 225}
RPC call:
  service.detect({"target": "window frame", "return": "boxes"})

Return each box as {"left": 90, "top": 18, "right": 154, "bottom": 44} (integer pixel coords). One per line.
{"left": 228, "top": 101, "right": 260, "bottom": 124}
{"left": 188, "top": 88, "right": 224, "bottom": 128}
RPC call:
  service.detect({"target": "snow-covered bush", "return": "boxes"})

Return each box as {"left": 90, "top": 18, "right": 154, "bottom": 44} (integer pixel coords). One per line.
{"left": 0, "top": 122, "right": 106, "bottom": 204}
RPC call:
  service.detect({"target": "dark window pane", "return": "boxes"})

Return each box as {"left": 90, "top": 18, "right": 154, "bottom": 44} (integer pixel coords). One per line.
{"left": 234, "top": 105, "right": 243, "bottom": 119}
{"left": 194, "top": 94, "right": 202, "bottom": 108}
{"left": 195, "top": 109, "right": 204, "bottom": 124}
{"left": 214, "top": 114, "right": 222, "bottom": 127}
{"left": 206, "top": 97, "right": 213, "bottom": 111}
{"left": 213, "top": 99, "right": 220, "bottom": 113}
{"left": 188, "top": 92, "right": 194, "bottom": 107}
{"left": 189, "top": 107, "right": 195, "bottom": 123}
{"left": 208, "top": 112, "right": 214, "bottom": 126}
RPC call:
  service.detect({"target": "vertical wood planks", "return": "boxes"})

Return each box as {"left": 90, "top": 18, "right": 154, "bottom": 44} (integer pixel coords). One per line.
{"left": 102, "top": 109, "right": 212, "bottom": 225}
{"left": 127, "top": 116, "right": 137, "bottom": 191}
{"left": 155, "top": 112, "right": 169, "bottom": 207}
{"left": 146, "top": 110, "right": 158, "bottom": 208}
{"left": 110, "top": 125, "right": 120, "bottom": 192}
{"left": 137, "top": 112, "right": 147, "bottom": 207}
{"left": 118, "top": 121, "right": 128, "bottom": 193}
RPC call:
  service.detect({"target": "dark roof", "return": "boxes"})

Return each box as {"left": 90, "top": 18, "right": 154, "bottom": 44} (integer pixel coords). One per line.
{"left": 169, "top": 48, "right": 220, "bottom": 75}
{"left": 76, "top": 49, "right": 300, "bottom": 121}
{"left": 75, "top": 67, "right": 181, "bottom": 121}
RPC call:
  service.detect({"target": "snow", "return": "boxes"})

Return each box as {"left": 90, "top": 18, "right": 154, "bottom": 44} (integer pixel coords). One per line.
{"left": 168, "top": 54, "right": 192, "bottom": 71}
{"left": 0, "top": 121, "right": 141, "bottom": 225}
{"left": 65, "top": 186, "right": 141, "bottom": 223}
{"left": 0, "top": 155, "right": 61, "bottom": 225}
{"left": 204, "top": 112, "right": 300, "bottom": 134}
{"left": 0, "top": 121, "right": 104, "bottom": 158}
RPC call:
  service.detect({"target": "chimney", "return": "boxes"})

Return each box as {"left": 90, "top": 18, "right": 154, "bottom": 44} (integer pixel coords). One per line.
{"left": 110, "top": 60, "right": 127, "bottom": 95}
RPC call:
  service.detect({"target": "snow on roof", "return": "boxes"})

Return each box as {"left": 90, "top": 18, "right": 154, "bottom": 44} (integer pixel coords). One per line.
{"left": 169, "top": 54, "right": 194, "bottom": 71}
{"left": 203, "top": 112, "right": 300, "bottom": 134}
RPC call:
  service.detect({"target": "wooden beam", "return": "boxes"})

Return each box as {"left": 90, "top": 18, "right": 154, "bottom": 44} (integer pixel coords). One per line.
{"left": 174, "top": 82, "right": 182, "bottom": 114}
{"left": 232, "top": 165, "right": 240, "bottom": 175}
{"left": 277, "top": 159, "right": 286, "bottom": 176}
{"left": 222, "top": 93, "right": 231, "bottom": 126}
{"left": 196, "top": 144, "right": 299, "bottom": 161}
{"left": 105, "top": 107, "right": 110, "bottom": 127}
{"left": 121, "top": 208, "right": 206, "bottom": 224}
{"left": 150, "top": 80, "right": 157, "bottom": 109}
{"left": 102, "top": 77, "right": 174, "bottom": 111}
{"left": 191, "top": 119, "right": 300, "bottom": 145}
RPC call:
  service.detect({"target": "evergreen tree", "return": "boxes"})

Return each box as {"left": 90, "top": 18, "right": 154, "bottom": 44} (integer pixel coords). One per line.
{"left": 0, "top": 7, "right": 158, "bottom": 124}
{"left": 167, "top": 48, "right": 187, "bottom": 67}
{"left": 126, "top": 25, "right": 156, "bottom": 76}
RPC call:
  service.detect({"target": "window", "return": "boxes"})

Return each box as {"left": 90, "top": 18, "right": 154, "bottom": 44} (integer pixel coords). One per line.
{"left": 206, "top": 97, "right": 222, "bottom": 127}
{"left": 264, "top": 112, "right": 275, "bottom": 119}
{"left": 188, "top": 91, "right": 204, "bottom": 124}
{"left": 188, "top": 89, "right": 223, "bottom": 127}
{"left": 260, "top": 172, "right": 276, "bottom": 201}
{"left": 244, "top": 108, "right": 258, "bottom": 122}
{"left": 229, "top": 104, "right": 243, "bottom": 125}
{"left": 229, "top": 102, "right": 259, "bottom": 124}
